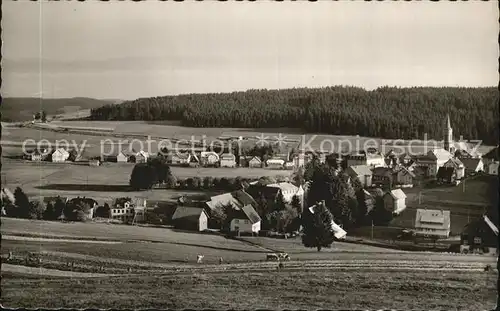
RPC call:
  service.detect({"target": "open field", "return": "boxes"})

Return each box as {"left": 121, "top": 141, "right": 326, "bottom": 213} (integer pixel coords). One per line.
{"left": 1, "top": 218, "right": 497, "bottom": 309}
{"left": 3, "top": 121, "right": 496, "bottom": 157}
{"left": 0, "top": 158, "right": 291, "bottom": 201}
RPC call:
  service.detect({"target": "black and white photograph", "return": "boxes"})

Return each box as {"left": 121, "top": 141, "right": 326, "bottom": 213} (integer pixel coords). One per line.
{"left": 0, "top": 1, "right": 498, "bottom": 309}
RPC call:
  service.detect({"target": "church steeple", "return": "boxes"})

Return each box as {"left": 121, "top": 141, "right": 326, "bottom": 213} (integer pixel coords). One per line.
{"left": 444, "top": 113, "right": 454, "bottom": 153}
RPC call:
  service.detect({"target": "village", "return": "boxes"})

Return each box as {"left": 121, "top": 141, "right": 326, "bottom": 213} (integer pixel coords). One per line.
{"left": 3, "top": 114, "right": 499, "bottom": 256}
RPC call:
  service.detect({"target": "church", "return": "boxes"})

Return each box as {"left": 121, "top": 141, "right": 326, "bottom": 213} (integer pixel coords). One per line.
{"left": 413, "top": 114, "right": 480, "bottom": 178}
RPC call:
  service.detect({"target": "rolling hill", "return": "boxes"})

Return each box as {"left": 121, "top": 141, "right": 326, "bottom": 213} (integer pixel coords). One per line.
{"left": 1, "top": 97, "right": 121, "bottom": 122}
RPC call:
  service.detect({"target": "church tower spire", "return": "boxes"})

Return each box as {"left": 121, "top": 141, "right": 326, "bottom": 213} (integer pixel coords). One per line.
{"left": 444, "top": 113, "right": 454, "bottom": 153}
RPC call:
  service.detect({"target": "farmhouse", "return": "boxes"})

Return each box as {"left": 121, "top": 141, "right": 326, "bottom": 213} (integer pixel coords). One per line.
{"left": 171, "top": 153, "right": 191, "bottom": 165}
{"left": 220, "top": 153, "right": 237, "bottom": 168}
{"left": 461, "top": 208, "right": 498, "bottom": 254}
{"left": 135, "top": 150, "right": 150, "bottom": 163}
{"left": 414, "top": 209, "right": 451, "bottom": 238}
{"left": 89, "top": 159, "right": 101, "bottom": 166}
{"left": 372, "top": 167, "right": 393, "bottom": 187}
{"left": 29, "top": 149, "right": 50, "bottom": 162}
{"left": 266, "top": 182, "right": 304, "bottom": 203}
{"left": 346, "top": 165, "right": 373, "bottom": 187}
{"left": 487, "top": 162, "right": 499, "bottom": 175}
{"left": 229, "top": 204, "right": 261, "bottom": 235}
{"left": 248, "top": 156, "right": 263, "bottom": 168}
{"left": 111, "top": 198, "right": 135, "bottom": 223}
{"left": 346, "top": 151, "right": 385, "bottom": 168}
{"left": 116, "top": 151, "right": 131, "bottom": 163}
{"left": 383, "top": 189, "right": 407, "bottom": 215}
{"left": 460, "top": 158, "right": 484, "bottom": 175}
{"left": 51, "top": 148, "right": 70, "bottom": 162}
{"left": 266, "top": 158, "right": 285, "bottom": 169}
{"left": 171, "top": 206, "right": 209, "bottom": 232}
{"left": 442, "top": 158, "right": 465, "bottom": 179}
{"left": 413, "top": 148, "right": 453, "bottom": 177}
{"left": 482, "top": 146, "right": 499, "bottom": 166}
{"left": 436, "top": 166, "right": 460, "bottom": 185}
{"left": 394, "top": 167, "right": 416, "bottom": 187}
{"left": 200, "top": 151, "right": 220, "bottom": 167}
{"left": 188, "top": 154, "right": 201, "bottom": 168}
{"left": 292, "top": 153, "right": 305, "bottom": 169}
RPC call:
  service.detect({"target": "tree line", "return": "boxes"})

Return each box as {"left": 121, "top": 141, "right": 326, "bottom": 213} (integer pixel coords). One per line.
{"left": 90, "top": 86, "right": 499, "bottom": 145}
{"left": 2, "top": 188, "right": 100, "bottom": 222}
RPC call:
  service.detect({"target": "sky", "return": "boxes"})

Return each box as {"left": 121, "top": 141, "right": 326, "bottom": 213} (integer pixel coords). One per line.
{"left": 2, "top": 1, "right": 498, "bottom": 100}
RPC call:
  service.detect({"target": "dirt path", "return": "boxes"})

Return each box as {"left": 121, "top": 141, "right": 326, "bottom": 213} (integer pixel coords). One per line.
{"left": 1, "top": 264, "right": 116, "bottom": 278}
{"left": 2, "top": 235, "right": 123, "bottom": 244}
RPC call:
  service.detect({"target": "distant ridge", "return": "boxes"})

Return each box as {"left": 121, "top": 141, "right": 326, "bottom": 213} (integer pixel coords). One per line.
{"left": 1, "top": 97, "right": 120, "bottom": 122}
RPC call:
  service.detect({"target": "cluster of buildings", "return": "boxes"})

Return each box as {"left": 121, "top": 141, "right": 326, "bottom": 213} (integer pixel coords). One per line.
{"left": 25, "top": 148, "right": 82, "bottom": 163}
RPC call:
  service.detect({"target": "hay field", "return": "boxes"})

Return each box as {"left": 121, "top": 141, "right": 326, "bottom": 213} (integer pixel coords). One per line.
{"left": 1, "top": 158, "right": 291, "bottom": 201}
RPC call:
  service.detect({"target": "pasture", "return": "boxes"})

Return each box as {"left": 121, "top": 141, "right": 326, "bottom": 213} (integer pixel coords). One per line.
{"left": 0, "top": 158, "right": 292, "bottom": 201}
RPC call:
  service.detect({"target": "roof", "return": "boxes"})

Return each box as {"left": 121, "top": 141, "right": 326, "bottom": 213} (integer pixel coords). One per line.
{"left": 172, "top": 206, "right": 206, "bottom": 222}
{"left": 437, "top": 166, "right": 455, "bottom": 180}
{"left": 482, "top": 146, "right": 499, "bottom": 161}
{"left": 427, "top": 148, "right": 453, "bottom": 161}
{"left": 483, "top": 215, "right": 498, "bottom": 236}
{"left": 385, "top": 189, "right": 406, "bottom": 200}
{"left": 221, "top": 153, "right": 236, "bottom": 160}
{"left": 267, "top": 158, "right": 285, "bottom": 164}
{"left": 444, "top": 157, "right": 464, "bottom": 168}
{"left": 415, "top": 209, "right": 451, "bottom": 229}
{"left": 1, "top": 188, "right": 15, "bottom": 203}
{"left": 266, "top": 182, "right": 299, "bottom": 193}
{"left": 249, "top": 156, "right": 262, "bottom": 163}
{"left": 460, "top": 158, "right": 483, "bottom": 170}
{"left": 206, "top": 193, "right": 238, "bottom": 210}
{"left": 232, "top": 204, "right": 261, "bottom": 224}
{"left": 397, "top": 167, "right": 416, "bottom": 178}
{"left": 53, "top": 148, "right": 69, "bottom": 157}
{"left": 372, "top": 167, "right": 392, "bottom": 176}
{"left": 366, "top": 152, "right": 384, "bottom": 160}
{"left": 347, "top": 165, "right": 373, "bottom": 177}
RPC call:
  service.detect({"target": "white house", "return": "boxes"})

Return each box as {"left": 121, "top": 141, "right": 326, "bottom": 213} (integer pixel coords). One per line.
{"left": 200, "top": 151, "right": 220, "bottom": 166}
{"left": 220, "top": 153, "right": 237, "bottom": 168}
{"left": 366, "top": 152, "right": 386, "bottom": 168}
{"left": 414, "top": 148, "right": 453, "bottom": 177}
{"left": 116, "top": 151, "right": 130, "bottom": 163}
{"left": 266, "top": 158, "right": 285, "bottom": 169}
{"left": 51, "top": 148, "right": 70, "bottom": 162}
{"left": 135, "top": 150, "right": 150, "bottom": 163}
{"left": 111, "top": 198, "right": 136, "bottom": 223}
{"left": 266, "top": 182, "right": 304, "bottom": 203}
{"left": 172, "top": 206, "right": 209, "bottom": 232}
{"left": 346, "top": 165, "right": 373, "bottom": 187}
{"left": 414, "top": 209, "right": 451, "bottom": 238}
{"left": 229, "top": 205, "right": 261, "bottom": 234}
{"left": 383, "top": 189, "right": 407, "bottom": 215}
{"left": 487, "top": 162, "right": 499, "bottom": 175}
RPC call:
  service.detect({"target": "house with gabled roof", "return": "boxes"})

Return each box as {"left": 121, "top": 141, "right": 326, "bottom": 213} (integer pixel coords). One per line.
{"left": 414, "top": 209, "right": 451, "bottom": 238}
{"left": 229, "top": 204, "right": 261, "bottom": 235}
{"left": 383, "top": 189, "right": 407, "bottom": 215}
{"left": 51, "top": 148, "right": 70, "bottom": 162}
{"left": 346, "top": 165, "right": 373, "bottom": 187}
{"left": 461, "top": 207, "right": 498, "bottom": 254}
{"left": 266, "top": 182, "right": 304, "bottom": 203}
{"left": 116, "top": 150, "right": 131, "bottom": 163}
{"left": 171, "top": 206, "right": 208, "bottom": 231}
{"left": 220, "top": 153, "right": 236, "bottom": 168}
{"left": 460, "top": 158, "right": 484, "bottom": 175}
{"left": 394, "top": 166, "right": 416, "bottom": 187}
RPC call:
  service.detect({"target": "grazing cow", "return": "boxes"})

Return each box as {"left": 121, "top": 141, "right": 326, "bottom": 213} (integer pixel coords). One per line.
{"left": 197, "top": 255, "right": 204, "bottom": 264}
{"left": 7, "top": 251, "right": 13, "bottom": 261}
{"left": 219, "top": 257, "right": 224, "bottom": 264}
{"left": 278, "top": 253, "right": 290, "bottom": 261}
{"left": 266, "top": 253, "right": 279, "bottom": 261}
